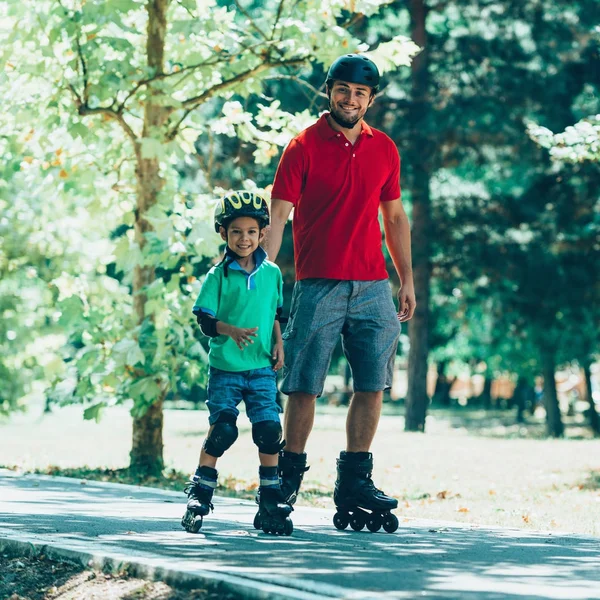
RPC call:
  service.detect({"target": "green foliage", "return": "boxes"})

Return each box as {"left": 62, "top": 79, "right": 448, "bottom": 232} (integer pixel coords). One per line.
{"left": 1, "top": 0, "right": 418, "bottom": 425}
{"left": 367, "top": 0, "right": 600, "bottom": 390}
{"left": 528, "top": 115, "right": 600, "bottom": 163}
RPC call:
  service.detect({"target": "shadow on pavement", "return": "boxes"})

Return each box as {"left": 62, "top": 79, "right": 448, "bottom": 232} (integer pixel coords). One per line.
{"left": 1, "top": 475, "right": 600, "bottom": 599}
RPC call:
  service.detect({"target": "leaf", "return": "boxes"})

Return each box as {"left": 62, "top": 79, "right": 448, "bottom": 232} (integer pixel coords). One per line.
{"left": 83, "top": 402, "right": 104, "bottom": 423}
{"left": 457, "top": 507, "right": 470, "bottom": 513}
{"left": 113, "top": 338, "right": 145, "bottom": 366}
{"left": 129, "top": 377, "right": 161, "bottom": 403}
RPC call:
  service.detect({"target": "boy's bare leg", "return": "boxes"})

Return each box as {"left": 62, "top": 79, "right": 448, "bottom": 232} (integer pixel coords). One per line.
{"left": 198, "top": 425, "right": 218, "bottom": 468}
{"left": 184, "top": 427, "right": 219, "bottom": 532}
{"left": 259, "top": 452, "right": 278, "bottom": 467}
{"left": 346, "top": 391, "right": 383, "bottom": 452}
{"left": 283, "top": 392, "right": 317, "bottom": 453}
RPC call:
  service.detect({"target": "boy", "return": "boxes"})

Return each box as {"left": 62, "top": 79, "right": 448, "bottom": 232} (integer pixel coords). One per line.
{"left": 181, "top": 190, "right": 293, "bottom": 536}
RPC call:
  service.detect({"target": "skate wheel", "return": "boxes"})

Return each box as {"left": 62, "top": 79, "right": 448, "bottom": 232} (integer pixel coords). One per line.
{"left": 382, "top": 513, "right": 399, "bottom": 533}
{"left": 366, "top": 513, "right": 382, "bottom": 533}
{"left": 253, "top": 512, "right": 261, "bottom": 530}
{"left": 350, "top": 512, "right": 365, "bottom": 532}
{"left": 190, "top": 515, "right": 203, "bottom": 533}
{"left": 333, "top": 512, "right": 349, "bottom": 530}
{"left": 284, "top": 518, "right": 293, "bottom": 536}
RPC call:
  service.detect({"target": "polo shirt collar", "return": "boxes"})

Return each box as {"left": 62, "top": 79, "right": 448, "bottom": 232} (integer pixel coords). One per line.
{"left": 225, "top": 245, "right": 267, "bottom": 290}
{"left": 317, "top": 112, "right": 374, "bottom": 139}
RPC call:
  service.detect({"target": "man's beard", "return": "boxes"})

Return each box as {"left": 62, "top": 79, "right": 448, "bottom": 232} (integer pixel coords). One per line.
{"left": 329, "top": 104, "right": 363, "bottom": 129}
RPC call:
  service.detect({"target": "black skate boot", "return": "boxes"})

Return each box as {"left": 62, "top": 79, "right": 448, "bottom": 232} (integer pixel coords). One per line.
{"left": 333, "top": 451, "right": 399, "bottom": 533}
{"left": 181, "top": 466, "right": 217, "bottom": 533}
{"left": 278, "top": 451, "right": 309, "bottom": 506}
{"left": 253, "top": 466, "right": 294, "bottom": 535}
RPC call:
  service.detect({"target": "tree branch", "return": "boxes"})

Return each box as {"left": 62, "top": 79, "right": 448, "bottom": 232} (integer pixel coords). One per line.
{"left": 116, "top": 56, "right": 235, "bottom": 112}
{"left": 166, "top": 57, "right": 307, "bottom": 140}
{"left": 233, "top": 0, "right": 269, "bottom": 40}
{"left": 77, "top": 105, "right": 139, "bottom": 144}
{"left": 271, "top": 0, "right": 286, "bottom": 40}
{"left": 263, "top": 74, "right": 328, "bottom": 99}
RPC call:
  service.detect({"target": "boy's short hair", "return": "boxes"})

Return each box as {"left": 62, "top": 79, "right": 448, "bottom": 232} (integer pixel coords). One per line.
{"left": 223, "top": 214, "right": 264, "bottom": 232}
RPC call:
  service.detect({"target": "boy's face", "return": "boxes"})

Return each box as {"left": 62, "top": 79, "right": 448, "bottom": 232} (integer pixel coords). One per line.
{"left": 220, "top": 216, "right": 264, "bottom": 258}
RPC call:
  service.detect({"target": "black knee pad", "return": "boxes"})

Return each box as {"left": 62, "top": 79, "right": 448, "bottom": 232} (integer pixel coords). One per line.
{"left": 203, "top": 414, "right": 238, "bottom": 457}
{"left": 252, "top": 420, "right": 284, "bottom": 455}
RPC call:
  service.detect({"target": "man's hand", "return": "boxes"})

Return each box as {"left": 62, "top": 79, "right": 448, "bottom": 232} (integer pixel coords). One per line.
{"left": 397, "top": 280, "right": 416, "bottom": 323}
{"left": 220, "top": 324, "right": 259, "bottom": 349}
{"left": 271, "top": 341, "right": 284, "bottom": 371}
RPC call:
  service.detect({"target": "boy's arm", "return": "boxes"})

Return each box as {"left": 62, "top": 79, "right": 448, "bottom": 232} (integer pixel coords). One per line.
{"left": 217, "top": 321, "right": 258, "bottom": 349}
{"left": 195, "top": 310, "right": 258, "bottom": 350}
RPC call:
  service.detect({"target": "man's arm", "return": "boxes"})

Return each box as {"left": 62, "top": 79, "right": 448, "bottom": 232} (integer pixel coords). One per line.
{"left": 262, "top": 198, "right": 294, "bottom": 263}
{"left": 380, "top": 199, "right": 416, "bottom": 322}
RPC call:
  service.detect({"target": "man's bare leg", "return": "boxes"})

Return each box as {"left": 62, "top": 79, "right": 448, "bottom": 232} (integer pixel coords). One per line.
{"left": 283, "top": 392, "right": 317, "bottom": 453}
{"left": 334, "top": 390, "right": 398, "bottom": 532}
{"left": 280, "top": 392, "right": 316, "bottom": 504}
{"left": 346, "top": 391, "right": 383, "bottom": 452}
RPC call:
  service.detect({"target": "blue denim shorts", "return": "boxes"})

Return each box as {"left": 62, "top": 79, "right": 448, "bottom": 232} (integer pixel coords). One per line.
{"left": 206, "top": 366, "right": 281, "bottom": 425}
{"left": 281, "top": 279, "right": 401, "bottom": 397}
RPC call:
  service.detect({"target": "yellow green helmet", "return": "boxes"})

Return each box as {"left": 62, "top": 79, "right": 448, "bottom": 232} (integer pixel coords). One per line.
{"left": 213, "top": 190, "right": 270, "bottom": 233}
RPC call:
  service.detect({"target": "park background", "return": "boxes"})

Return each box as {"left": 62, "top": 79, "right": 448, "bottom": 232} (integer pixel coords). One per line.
{"left": 1, "top": 0, "right": 599, "bottom": 536}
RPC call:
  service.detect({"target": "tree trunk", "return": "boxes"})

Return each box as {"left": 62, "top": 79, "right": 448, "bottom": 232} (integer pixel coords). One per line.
{"left": 512, "top": 375, "right": 530, "bottom": 424}
{"left": 131, "top": 395, "right": 165, "bottom": 476}
{"left": 432, "top": 361, "right": 453, "bottom": 406}
{"left": 129, "top": 0, "right": 171, "bottom": 476}
{"left": 583, "top": 362, "right": 599, "bottom": 435}
{"left": 480, "top": 375, "right": 492, "bottom": 409}
{"left": 541, "top": 351, "right": 564, "bottom": 438}
{"left": 405, "top": 0, "right": 431, "bottom": 432}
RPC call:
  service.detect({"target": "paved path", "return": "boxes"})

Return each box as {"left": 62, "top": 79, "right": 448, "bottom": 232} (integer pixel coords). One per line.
{"left": 1, "top": 470, "right": 599, "bottom": 600}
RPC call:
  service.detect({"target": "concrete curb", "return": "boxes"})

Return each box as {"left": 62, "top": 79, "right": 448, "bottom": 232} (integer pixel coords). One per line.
{"left": 0, "top": 535, "right": 346, "bottom": 600}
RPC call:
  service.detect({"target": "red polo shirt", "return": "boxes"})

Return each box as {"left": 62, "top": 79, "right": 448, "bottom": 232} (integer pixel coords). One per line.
{"left": 271, "top": 113, "right": 401, "bottom": 281}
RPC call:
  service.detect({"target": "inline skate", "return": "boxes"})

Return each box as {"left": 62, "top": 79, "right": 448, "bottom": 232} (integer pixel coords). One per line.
{"left": 333, "top": 451, "right": 399, "bottom": 533}
{"left": 181, "top": 466, "right": 217, "bottom": 533}
{"left": 253, "top": 466, "right": 294, "bottom": 535}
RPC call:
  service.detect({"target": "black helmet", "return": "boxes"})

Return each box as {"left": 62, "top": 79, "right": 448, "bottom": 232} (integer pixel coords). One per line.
{"left": 326, "top": 54, "right": 380, "bottom": 93}
{"left": 213, "top": 190, "right": 270, "bottom": 233}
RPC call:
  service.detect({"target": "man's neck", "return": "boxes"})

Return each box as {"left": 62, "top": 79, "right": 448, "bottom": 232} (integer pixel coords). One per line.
{"left": 326, "top": 114, "right": 362, "bottom": 145}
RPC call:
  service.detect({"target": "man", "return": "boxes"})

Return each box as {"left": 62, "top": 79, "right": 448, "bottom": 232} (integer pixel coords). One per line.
{"left": 264, "top": 54, "right": 416, "bottom": 533}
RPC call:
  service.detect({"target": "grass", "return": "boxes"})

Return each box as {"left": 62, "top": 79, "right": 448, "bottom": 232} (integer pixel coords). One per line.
{"left": 2, "top": 401, "right": 600, "bottom": 536}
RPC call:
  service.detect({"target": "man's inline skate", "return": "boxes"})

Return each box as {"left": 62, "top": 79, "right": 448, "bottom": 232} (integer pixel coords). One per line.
{"left": 181, "top": 466, "right": 217, "bottom": 533}
{"left": 253, "top": 466, "right": 294, "bottom": 535}
{"left": 333, "top": 451, "right": 399, "bottom": 533}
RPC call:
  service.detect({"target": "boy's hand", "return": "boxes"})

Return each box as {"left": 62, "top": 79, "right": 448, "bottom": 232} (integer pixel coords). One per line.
{"left": 272, "top": 341, "right": 284, "bottom": 371}
{"left": 227, "top": 326, "right": 258, "bottom": 350}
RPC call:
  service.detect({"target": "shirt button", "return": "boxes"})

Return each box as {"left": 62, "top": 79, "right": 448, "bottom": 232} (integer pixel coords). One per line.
{"left": 337, "top": 134, "right": 341, "bottom": 137}
{"left": 345, "top": 143, "right": 349, "bottom": 146}
{"left": 353, "top": 154, "right": 356, "bottom": 157}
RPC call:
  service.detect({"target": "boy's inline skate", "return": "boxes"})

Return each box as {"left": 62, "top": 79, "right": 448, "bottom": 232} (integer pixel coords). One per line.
{"left": 278, "top": 450, "right": 310, "bottom": 505}
{"left": 181, "top": 466, "right": 217, "bottom": 533}
{"left": 333, "top": 451, "right": 399, "bottom": 533}
{"left": 253, "top": 466, "right": 294, "bottom": 535}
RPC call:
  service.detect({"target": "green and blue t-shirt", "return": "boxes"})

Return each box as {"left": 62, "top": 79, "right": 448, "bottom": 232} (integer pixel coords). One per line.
{"left": 193, "top": 247, "right": 283, "bottom": 372}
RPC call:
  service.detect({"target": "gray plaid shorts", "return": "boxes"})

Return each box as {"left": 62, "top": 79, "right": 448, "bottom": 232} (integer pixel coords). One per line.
{"left": 281, "top": 279, "right": 401, "bottom": 396}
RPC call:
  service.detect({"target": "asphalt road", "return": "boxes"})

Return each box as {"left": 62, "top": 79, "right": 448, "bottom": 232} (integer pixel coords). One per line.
{"left": 1, "top": 470, "right": 599, "bottom": 600}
